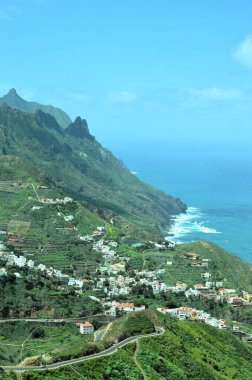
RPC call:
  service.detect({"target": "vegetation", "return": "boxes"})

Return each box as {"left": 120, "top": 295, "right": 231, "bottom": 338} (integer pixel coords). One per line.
{"left": 0, "top": 310, "right": 154, "bottom": 366}
{"left": 0, "top": 88, "right": 71, "bottom": 129}
{"left": 0, "top": 271, "right": 102, "bottom": 318}
{"left": 7, "top": 311, "right": 252, "bottom": 380}
{"left": 103, "top": 310, "right": 156, "bottom": 343}
{"left": 22, "top": 344, "right": 142, "bottom": 380}
{"left": 163, "top": 241, "right": 252, "bottom": 292}
{"left": 0, "top": 102, "right": 186, "bottom": 238}
{"left": 0, "top": 95, "right": 252, "bottom": 379}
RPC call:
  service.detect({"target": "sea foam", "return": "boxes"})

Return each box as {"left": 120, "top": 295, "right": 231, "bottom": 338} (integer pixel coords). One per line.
{"left": 167, "top": 206, "right": 221, "bottom": 243}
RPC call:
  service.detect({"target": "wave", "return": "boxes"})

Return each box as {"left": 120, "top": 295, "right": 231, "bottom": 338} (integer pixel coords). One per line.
{"left": 166, "top": 206, "right": 221, "bottom": 243}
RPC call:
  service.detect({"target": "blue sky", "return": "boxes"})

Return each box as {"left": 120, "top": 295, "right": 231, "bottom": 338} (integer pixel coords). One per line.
{"left": 1, "top": 0, "right": 252, "bottom": 149}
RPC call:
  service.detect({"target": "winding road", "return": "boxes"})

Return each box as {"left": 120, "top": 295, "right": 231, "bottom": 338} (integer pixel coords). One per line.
{"left": 3, "top": 327, "right": 165, "bottom": 373}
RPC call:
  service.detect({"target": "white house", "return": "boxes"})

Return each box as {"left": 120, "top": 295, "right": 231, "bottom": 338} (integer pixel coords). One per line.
{"left": 27, "top": 260, "right": 35, "bottom": 269}
{"left": 37, "top": 264, "right": 46, "bottom": 272}
{"left": 79, "top": 322, "right": 94, "bottom": 334}
{"left": 97, "top": 226, "right": 106, "bottom": 232}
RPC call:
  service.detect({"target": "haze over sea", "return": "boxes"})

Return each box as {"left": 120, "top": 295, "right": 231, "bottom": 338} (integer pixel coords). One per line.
{"left": 111, "top": 142, "right": 252, "bottom": 264}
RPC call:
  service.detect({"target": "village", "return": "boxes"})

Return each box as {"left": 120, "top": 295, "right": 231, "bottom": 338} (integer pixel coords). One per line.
{"left": 1, "top": 218, "right": 252, "bottom": 330}
{"left": 0, "top": 188, "right": 252, "bottom": 341}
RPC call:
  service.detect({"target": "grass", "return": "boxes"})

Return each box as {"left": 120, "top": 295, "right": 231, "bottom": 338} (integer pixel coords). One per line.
{"left": 5, "top": 310, "right": 252, "bottom": 380}
{"left": 103, "top": 310, "right": 156, "bottom": 344}
{"left": 0, "top": 322, "right": 93, "bottom": 366}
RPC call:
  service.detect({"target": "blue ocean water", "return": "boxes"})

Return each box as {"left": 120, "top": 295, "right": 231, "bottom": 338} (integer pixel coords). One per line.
{"left": 111, "top": 143, "right": 252, "bottom": 264}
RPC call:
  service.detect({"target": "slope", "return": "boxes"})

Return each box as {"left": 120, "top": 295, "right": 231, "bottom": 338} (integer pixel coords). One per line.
{"left": 0, "top": 89, "right": 71, "bottom": 129}
{"left": 9, "top": 310, "right": 252, "bottom": 380}
{"left": 0, "top": 103, "right": 186, "bottom": 238}
{"left": 0, "top": 155, "right": 106, "bottom": 272}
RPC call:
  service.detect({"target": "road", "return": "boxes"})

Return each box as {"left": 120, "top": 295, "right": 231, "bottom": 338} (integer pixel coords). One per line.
{"left": 94, "top": 328, "right": 106, "bottom": 342}
{"left": 0, "top": 315, "right": 106, "bottom": 324}
{"left": 3, "top": 327, "right": 165, "bottom": 373}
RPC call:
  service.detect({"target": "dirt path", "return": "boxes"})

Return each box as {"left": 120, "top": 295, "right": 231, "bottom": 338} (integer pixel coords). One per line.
{"left": 133, "top": 338, "right": 148, "bottom": 380}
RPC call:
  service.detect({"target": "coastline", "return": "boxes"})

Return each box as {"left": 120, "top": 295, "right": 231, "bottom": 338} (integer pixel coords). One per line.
{"left": 166, "top": 206, "right": 221, "bottom": 245}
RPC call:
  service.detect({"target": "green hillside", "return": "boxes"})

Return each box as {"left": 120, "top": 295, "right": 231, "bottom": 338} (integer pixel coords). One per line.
{"left": 0, "top": 89, "right": 71, "bottom": 129}
{"left": 0, "top": 102, "right": 186, "bottom": 237}
{"left": 7, "top": 310, "right": 252, "bottom": 380}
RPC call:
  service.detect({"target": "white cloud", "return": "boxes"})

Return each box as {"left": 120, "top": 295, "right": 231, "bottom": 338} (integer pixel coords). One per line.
{"left": 108, "top": 91, "right": 138, "bottom": 103}
{"left": 233, "top": 35, "right": 252, "bottom": 68}
{"left": 184, "top": 87, "right": 243, "bottom": 101}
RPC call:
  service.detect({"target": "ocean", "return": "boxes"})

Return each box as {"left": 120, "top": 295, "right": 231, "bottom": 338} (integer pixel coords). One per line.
{"left": 111, "top": 142, "right": 252, "bottom": 264}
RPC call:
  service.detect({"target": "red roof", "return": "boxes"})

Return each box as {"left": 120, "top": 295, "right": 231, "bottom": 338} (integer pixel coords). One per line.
{"left": 80, "top": 322, "right": 93, "bottom": 327}
{"left": 120, "top": 303, "right": 134, "bottom": 308}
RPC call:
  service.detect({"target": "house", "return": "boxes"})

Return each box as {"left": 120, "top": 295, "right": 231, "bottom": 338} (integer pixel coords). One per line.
{"left": 224, "top": 288, "right": 236, "bottom": 294}
{"left": 68, "top": 278, "right": 76, "bottom": 286}
{"left": 201, "top": 262, "right": 209, "bottom": 267}
{"left": 0, "top": 268, "right": 7, "bottom": 277}
{"left": 64, "top": 215, "right": 74, "bottom": 222}
{"left": 205, "top": 281, "right": 214, "bottom": 288}
{"left": 55, "top": 270, "right": 63, "bottom": 278}
{"left": 104, "top": 307, "right": 117, "bottom": 317}
{"left": 191, "top": 262, "right": 202, "bottom": 267}
{"left": 32, "top": 206, "right": 42, "bottom": 211}
{"left": 118, "top": 302, "right": 135, "bottom": 312}
{"left": 185, "top": 288, "right": 200, "bottom": 298}
{"left": 185, "top": 252, "right": 199, "bottom": 260}
{"left": 233, "top": 323, "right": 240, "bottom": 333}
{"left": 242, "top": 292, "right": 252, "bottom": 301}
{"left": 176, "top": 282, "right": 188, "bottom": 292}
{"left": 97, "top": 226, "right": 106, "bottom": 232}
{"left": 75, "top": 280, "right": 83, "bottom": 288}
{"left": 205, "top": 317, "right": 219, "bottom": 328}
{"left": 62, "top": 197, "right": 73, "bottom": 204}
{"left": 177, "top": 310, "right": 188, "bottom": 320}
{"left": 37, "top": 264, "right": 46, "bottom": 272}
{"left": 160, "top": 308, "right": 178, "bottom": 317}
{"left": 151, "top": 283, "right": 161, "bottom": 294}
{"left": 27, "top": 260, "right": 35, "bottom": 269}
{"left": 201, "top": 272, "right": 211, "bottom": 279}
{"left": 59, "top": 274, "right": 69, "bottom": 284}
{"left": 194, "top": 284, "right": 204, "bottom": 290}
{"left": 218, "top": 320, "right": 227, "bottom": 329}
{"left": 134, "top": 305, "right": 146, "bottom": 312}
{"left": 79, "top": 322, "right": 94, "bottom": 335}
{"left": 228, "top": 296, "right": 244, "bottom": 305}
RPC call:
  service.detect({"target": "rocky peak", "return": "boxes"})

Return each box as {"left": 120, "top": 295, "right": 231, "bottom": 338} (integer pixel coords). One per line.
{"left": 65, "top": 116, "right": 95, "bottom": 141}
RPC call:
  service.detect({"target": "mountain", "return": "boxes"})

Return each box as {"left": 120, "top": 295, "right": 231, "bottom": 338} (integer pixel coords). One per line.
{"left": 0, "top": 89, "right": 71, "bottom": 129}
{"left": 0, "top": 102, "right": 186, "bottom": 238}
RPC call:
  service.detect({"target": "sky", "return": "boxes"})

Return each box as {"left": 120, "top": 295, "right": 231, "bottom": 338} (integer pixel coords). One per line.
{"left": 1, "top": 0, "right": 252, "bottom": 150}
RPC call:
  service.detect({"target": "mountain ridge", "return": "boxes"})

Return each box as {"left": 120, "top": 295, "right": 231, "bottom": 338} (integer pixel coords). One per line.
{"left": 0, "top": 96, "right": 186, "bottom": 238}
{"left": 0, "top": 88, "right": 72, "bottom": 129}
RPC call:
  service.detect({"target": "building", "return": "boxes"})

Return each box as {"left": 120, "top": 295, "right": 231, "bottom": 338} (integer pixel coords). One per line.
{"left": 79, "top": 322, "right": 94, "bottom": 335}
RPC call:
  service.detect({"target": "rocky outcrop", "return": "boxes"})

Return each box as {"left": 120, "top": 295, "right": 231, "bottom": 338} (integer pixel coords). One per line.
{"left": 65, "top": 116, "right": 95, "bottom": 141}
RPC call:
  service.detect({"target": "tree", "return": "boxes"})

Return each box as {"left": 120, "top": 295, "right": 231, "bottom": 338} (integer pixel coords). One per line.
{"left": 31, "top": 327, "right": 45, "bottom": 339}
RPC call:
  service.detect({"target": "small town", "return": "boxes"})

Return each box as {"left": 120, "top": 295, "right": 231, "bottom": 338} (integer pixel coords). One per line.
{"left": 1, "top": 210, "right": 252, "bottom": 342}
